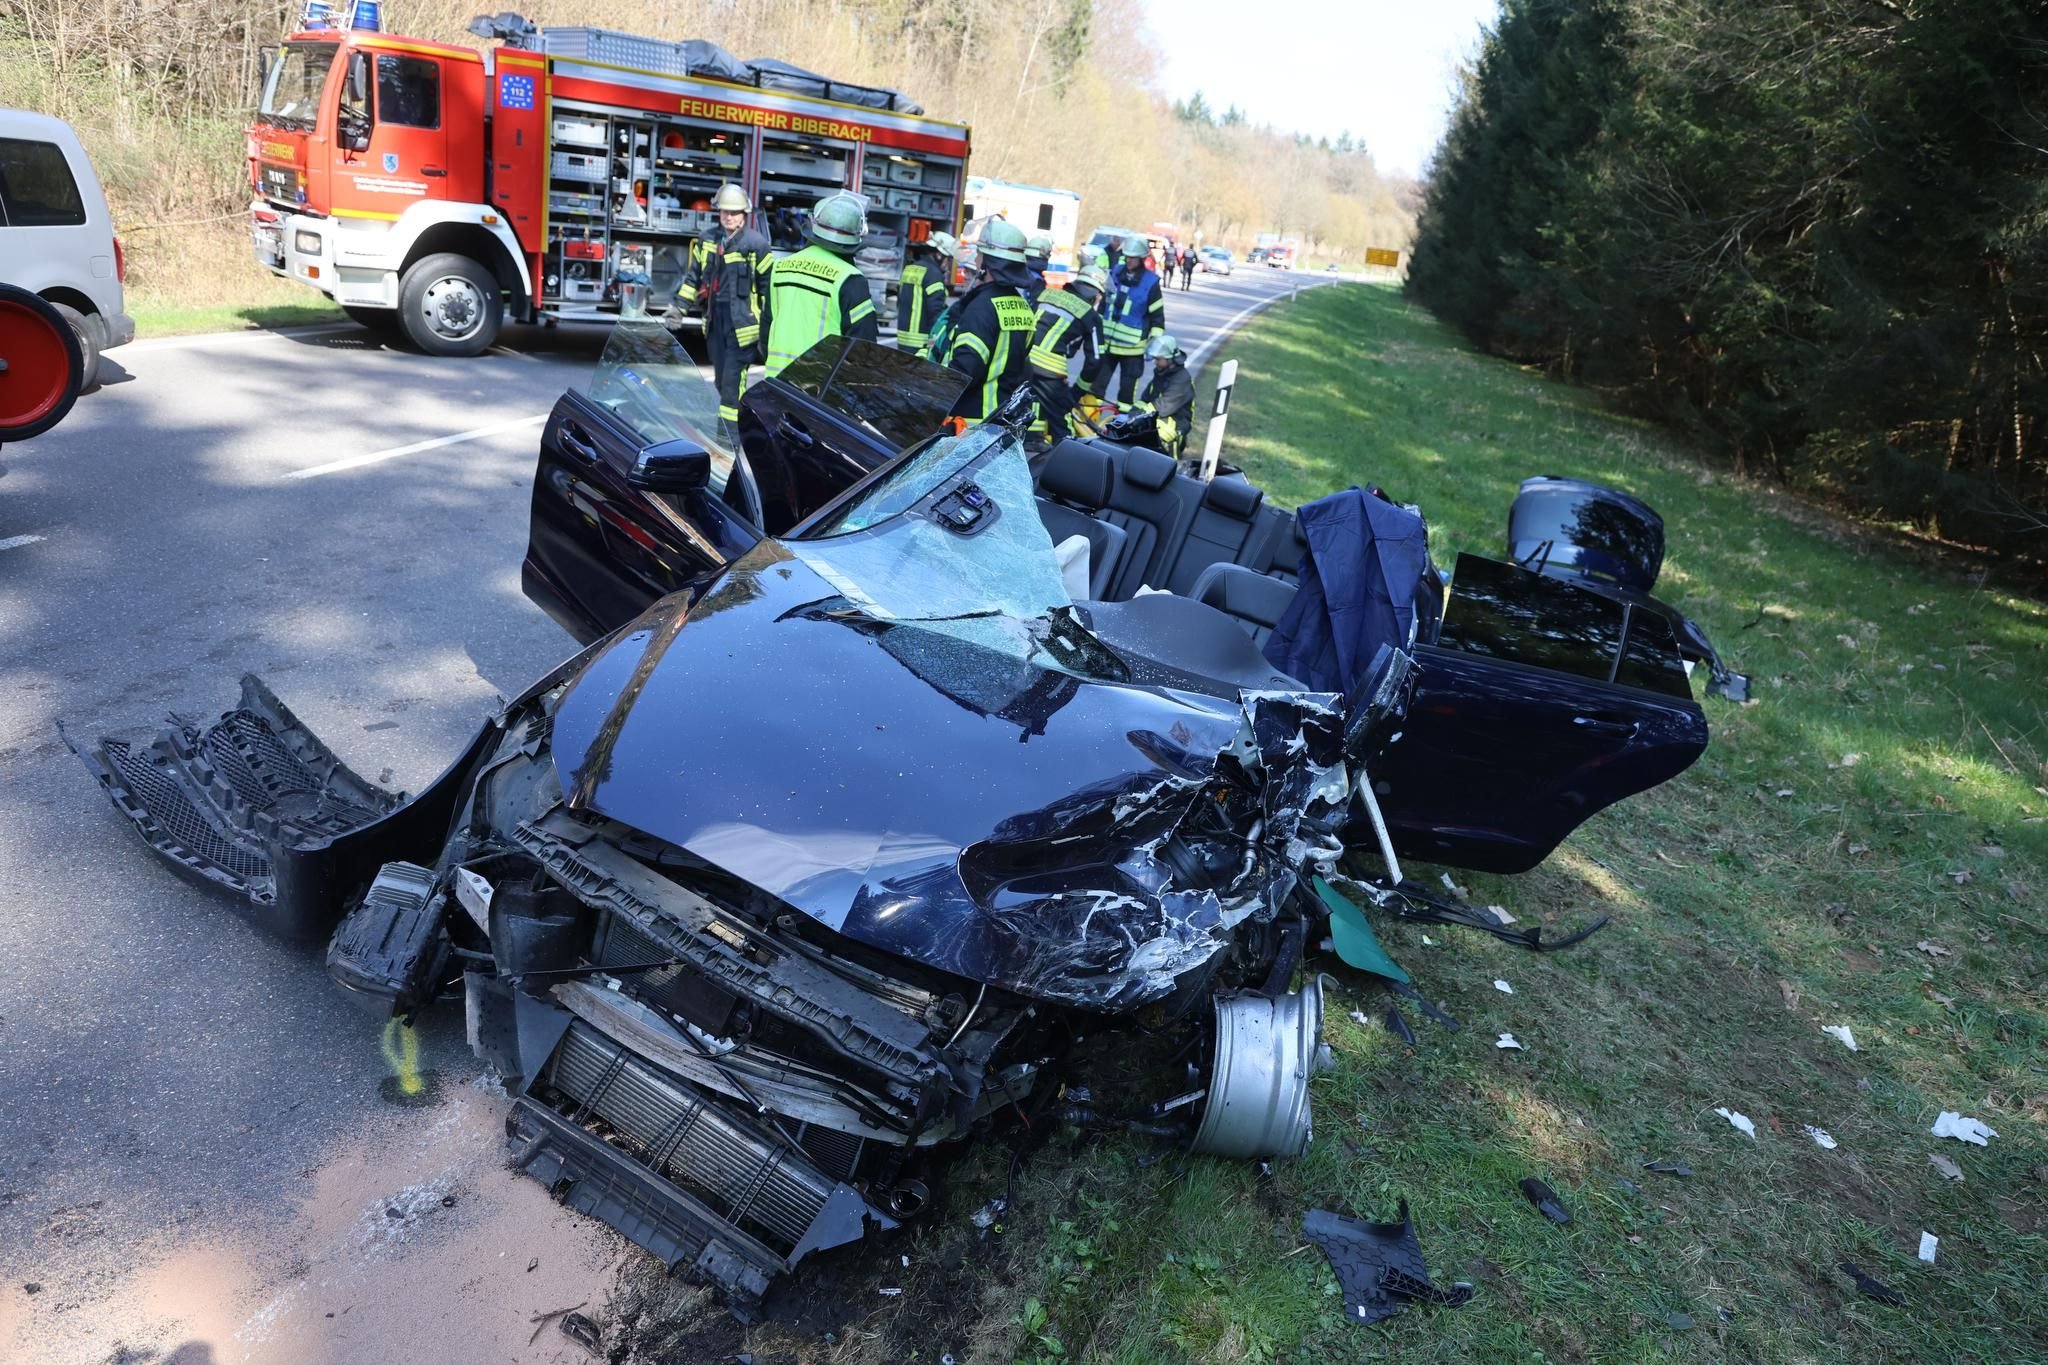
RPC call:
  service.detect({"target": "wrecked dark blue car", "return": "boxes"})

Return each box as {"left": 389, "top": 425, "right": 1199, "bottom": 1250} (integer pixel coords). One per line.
{"left": 75, "top": 328, "right": 1739, "bottom": 1316}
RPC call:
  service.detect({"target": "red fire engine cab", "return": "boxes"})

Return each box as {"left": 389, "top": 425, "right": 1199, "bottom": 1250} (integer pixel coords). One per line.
{"left": 247, "top": 12, "right": 970, "bottom": 354}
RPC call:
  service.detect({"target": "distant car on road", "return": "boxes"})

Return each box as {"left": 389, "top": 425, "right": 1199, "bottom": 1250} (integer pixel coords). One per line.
{"left": 1199, "top": 247, "right": 1234, "bottom": 276}
{"left": 1325, "top": 262, "right": 1339, "bottom": 273}
{"left": 1247, "top": 247, "right": 1269, "bottom": 266}
{"left": 0, "top": 108, "right": 134, "bottom": 386}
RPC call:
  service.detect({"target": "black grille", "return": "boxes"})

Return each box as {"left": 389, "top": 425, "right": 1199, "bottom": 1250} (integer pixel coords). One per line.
{"left": 597, "top": 912, "right": 740, "bottom": 1036}
{"left": 101, "top": 739, "right": 269, "bottom": 882}
{"left": 199, "top": 711, "right": 386, "bottom": 837}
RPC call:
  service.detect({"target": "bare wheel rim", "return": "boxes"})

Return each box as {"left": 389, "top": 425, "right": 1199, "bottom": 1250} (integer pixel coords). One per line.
{"left": 419, "top": 275, "right": 486, "bottom": 342}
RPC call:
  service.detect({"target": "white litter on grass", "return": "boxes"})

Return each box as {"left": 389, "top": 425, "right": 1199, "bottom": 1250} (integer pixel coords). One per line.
{"left": 1918, "top": 1232, "right": 1939, "bottom": 1264}
{"left": 1493, "top": 979, "right": 1514, "bottom": 995}
{"left": 1821, "top": 1024, "right": 1859, "bottom": 1051}
{"left": 1931, "top": 1111, "right": 1998, "bottom": 1145}
{"left": 1496, "top": 1032, "right": 1524, "bottom": 1050}
{"left": 1421, "top": 934, "right": 1436, "bottom": 946}
{"left": 1348, "top": 1009, "right": 1370, "bottom": 1025}
{"left": 1440, "top": 872, "right": 1469, "bottom": 900}
{"left": 1803, "top": 1125, "right": 1838, "bottom": 1150}
{"left": 1715, "top": 1107, "right": 1758, "bottom": 1139}
{"left": 1485, "top": 904, "right": 1517, "bottom": 926}
{"left": 1929, "top": 1153, "right": 1964, "bottom": 1182}
{"left": 879, "top": 1287, "right": 904, "bottom": 1297}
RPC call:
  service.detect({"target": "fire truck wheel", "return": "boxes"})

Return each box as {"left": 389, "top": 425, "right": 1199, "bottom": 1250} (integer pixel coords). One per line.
{"left": 48, "top": 302, "right": 102, "bottom": 391}
{"left": 398, "top": 253, "right": 502, "bottom": 357}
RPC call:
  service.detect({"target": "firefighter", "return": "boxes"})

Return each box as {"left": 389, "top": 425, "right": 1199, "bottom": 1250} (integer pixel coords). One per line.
{"left": 1024, "top": 233, "right": 1055, "bottom": 300}
{"left": 675, "top": 183, "right": 772, "bottom": 435}
{"left": 1027, "top": 260, "right": 1108, "bottom": 440}
{"left": 896, "top": 230, "right": 956, "bottom": 354}
{"left": 1089, "top": 233, "right": 1165, "bottom": 406}
{"left": 760, "top": 191, "right": 879, "bottom": 377}
{"left": 942, "top": 219, "right": 1038, "bottom": 423}
{"left": 1137, "top": 332, "right": 1196, "bottom": 459}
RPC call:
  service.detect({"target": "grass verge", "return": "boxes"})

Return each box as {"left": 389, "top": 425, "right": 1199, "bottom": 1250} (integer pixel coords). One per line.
{"left": 959, "top": 282, "right": 2044, "bottom": 1362}
{"left": 127, "top": 297, "right": 345, "bottom": 339}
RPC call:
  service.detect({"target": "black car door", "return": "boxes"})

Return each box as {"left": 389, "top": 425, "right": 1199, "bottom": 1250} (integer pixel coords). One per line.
{"left": 1369, "top": 554, "right": 1710, "bottom": 874}
{"left": 523, "top": 386, "right": 757, "bottom": 644}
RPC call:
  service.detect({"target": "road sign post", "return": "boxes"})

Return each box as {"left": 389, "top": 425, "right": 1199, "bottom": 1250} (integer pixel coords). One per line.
{"left": 1199, "top": 358, "right": 1237, "bottom": 481}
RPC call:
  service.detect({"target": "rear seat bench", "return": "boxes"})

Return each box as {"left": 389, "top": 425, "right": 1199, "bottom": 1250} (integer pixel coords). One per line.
{"left": 1031, "top": 437, "right": 1305, "bottom": 644}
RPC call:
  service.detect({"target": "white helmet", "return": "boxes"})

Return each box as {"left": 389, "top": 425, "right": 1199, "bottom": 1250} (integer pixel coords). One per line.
{"left": 1146, "top": 332, "right": 1181, "bottom": 360}
{"left": 927, "top": 231, "right": 959, "bottom": 259}
{"left": 711, "top": 183, "right": 751, "bottom": 214}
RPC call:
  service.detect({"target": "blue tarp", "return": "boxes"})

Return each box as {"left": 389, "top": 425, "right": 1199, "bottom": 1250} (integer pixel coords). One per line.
{"left": 1262, "top": 488, "right": 1436, "bottom": 695}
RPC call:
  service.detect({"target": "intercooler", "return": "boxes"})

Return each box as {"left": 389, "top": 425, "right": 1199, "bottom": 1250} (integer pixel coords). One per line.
{"left": 509, "top": 1022, "right": 886, "bottom": 1312}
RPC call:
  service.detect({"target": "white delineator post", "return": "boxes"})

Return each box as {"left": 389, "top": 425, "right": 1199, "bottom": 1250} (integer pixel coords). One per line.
{"left": 1199, "top": 358, "right": 1237, "bottom": 481}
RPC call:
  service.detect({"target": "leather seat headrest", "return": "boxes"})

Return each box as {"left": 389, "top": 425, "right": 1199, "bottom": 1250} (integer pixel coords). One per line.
{"left": 1204, "top": 475, "right": 1263, "bottom": 517}
{"left": 1039, "top": 440, "right": 1113, "bottom": 506}
{"left": 1122, "top": 446, "right": 1177, "bottom": 492}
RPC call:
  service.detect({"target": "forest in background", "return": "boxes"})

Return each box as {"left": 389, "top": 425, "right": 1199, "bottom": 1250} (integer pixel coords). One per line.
{"left": 1408, "top": 0, "right": 2048, "bottom": 558}
{"left": 0, "top": 0, "right": 1415, "bottom": 307}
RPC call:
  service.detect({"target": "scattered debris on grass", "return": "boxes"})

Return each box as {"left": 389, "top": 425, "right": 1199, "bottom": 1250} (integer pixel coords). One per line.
{"left": 1485, "top": 905, "right": 1517, "bottom": 926}
{"left": 1821, "top": 1024, "right": 1860, "bottom": 1051}
{"left": 1518, "top": 1178, "right": 1572, "bottom": 1224}
{"left": 1666, "top": 1311, "right": 1694, "bottom": 1331}
{"left": 1804, "top": 1126, "right": 1839, "bottom": 1150}
{"left": 1384, "top": 1008, "right": 1417, "bottom": 1045}
{"left": 1917, "top": 1232, "right": 1939, "bottom": 1264}
{"left": 1931, "top": 1111, "right": 1998, "bottom": 1146}
{"left": 1493, "top": 979, "right": 1515, "bottom": 995}
{"left": 1715, "top": 1107, "right": 1758, "bottom": 1139}
{"left": 1839, "top": 1262, "right": 1906, "bottom": 1307}
{"left": 1928, "top": 1153, "right": 1965, "bottom": 1182}
{"left": 1302, "top": 1201, "right": 1474, "bottom": 1327}
{"left": 1642, "top": 1160, "right": 1694, "bottom": 1179}
{"left": 1496, "top": 1032, "right": 1524, "bottom": 1050}
{"left": 1439, "top": 873, "right": 1469, "bottom": 900}
{"left": 1916, "top": 940, "right": 1954, "bottom": 958}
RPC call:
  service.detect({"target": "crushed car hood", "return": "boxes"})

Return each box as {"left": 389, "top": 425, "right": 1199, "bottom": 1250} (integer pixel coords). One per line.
{"left": 550, "top": 541, "right": 1345, "bottom": 1008}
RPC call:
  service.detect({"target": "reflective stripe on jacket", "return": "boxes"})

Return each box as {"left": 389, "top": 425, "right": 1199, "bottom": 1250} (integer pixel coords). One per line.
{"left": 683, "top": 227, "right": 771, "bottom": 347}
{"left": 1028, "top": 287, "right": 1102, "bottom": 379}
{"left": 1102, "top": 266, "right": 1164, "bottom": 355}
{"left": 945, "top": 284, "right": 1037, "bottom": 420}
{"left": 896, "top": 260, "right": 947, "bottom": 350}
{"left": 761, "top": 245, "right": 879, "bottom": 376}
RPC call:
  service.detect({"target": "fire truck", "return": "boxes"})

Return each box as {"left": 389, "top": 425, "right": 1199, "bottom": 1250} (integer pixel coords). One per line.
{"left": 246, "top": 10, "right": 971, "bottom": 354}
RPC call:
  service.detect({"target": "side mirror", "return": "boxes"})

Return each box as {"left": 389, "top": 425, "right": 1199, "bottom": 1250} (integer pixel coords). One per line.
{"left": 1342, "top": 643, "right": 1416, "bottom": 764}
{"left": 629, "top": 438, "right": 710, "bottom": 493}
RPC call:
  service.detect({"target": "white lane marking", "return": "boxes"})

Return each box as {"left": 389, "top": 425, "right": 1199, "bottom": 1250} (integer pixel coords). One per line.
{"left": 124, "top": 324, "right": 358, "bottom": 353}
{"left": 1186, "top": 278, "right": 1332, "bottom": 374}
{"left": 0, "top": 533, "right": 48, "bottom": 553}
{"left": 284, "top": 413, "right": 549, "bottom": 480}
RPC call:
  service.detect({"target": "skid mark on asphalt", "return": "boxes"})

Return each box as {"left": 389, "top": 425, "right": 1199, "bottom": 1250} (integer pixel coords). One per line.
{"left": 0, "top": 533, "right": 48, "bottom": 553}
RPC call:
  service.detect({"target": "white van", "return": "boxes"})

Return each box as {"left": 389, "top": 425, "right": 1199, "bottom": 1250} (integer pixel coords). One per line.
{"left": 0, "top": 109, "right": 134, "bottom": 384}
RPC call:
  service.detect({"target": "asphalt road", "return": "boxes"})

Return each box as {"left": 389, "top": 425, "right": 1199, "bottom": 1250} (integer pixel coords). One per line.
{"left": 0, "top": 264, "right": 1331, "bottom": 1363}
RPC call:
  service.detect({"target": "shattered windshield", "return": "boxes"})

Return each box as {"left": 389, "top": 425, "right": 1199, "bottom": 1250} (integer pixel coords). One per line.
{"left": 789, "top": 427, "right": 1077, "bottom": 661}
{"left": 581, "top": 320, "right": 737, "bottom": 494}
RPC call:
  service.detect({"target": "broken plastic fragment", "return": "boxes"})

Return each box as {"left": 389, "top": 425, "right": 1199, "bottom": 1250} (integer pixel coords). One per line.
{"left": 1930, "top": 1111, "right": 1997, "bottom": 1146}
{"left": 1928, "top": 1153, "right": 1963, "bottom": 1182}
{"left": 1496, "top": 1032, "right": 1523, "bottom": 1050}
{"left": 1838, "top": 1262, "right": 1904, "bottom": 1307}
{"left": 878, "top": 1287, "right": 904, "bottom": 1297}
{"left": 1821, "top": 1024, "right": 1859, "bottom": 1051}
{"left": 1314, "top": 877, "right": 1410, "bottom": 984}
{"left": 970, "top": 1197, "right": 1006, "bottom": 1230}
{"left": 1803, "top": 1125, "right": 1838, "bottom": 1150}
{"left": 1348, "top": 1009, "right": 1370, "bottom": 1025}
{"left": 1421, "top": 934, "right": 1435, "bottom": 946}
{"left": 1301, "top": 1202, "right": 1473, "bottom": 1326}
{"left": 1714, "top": 1107, "right": 1757, "bottom": 1139}
{"left": 1917, "top": 1232, "right": 1938, "bottom": 1264}
{"left": 1641, "top": 1160, "right": 1693, "bottom": 1178}
{"left": 1485, "top": 904, "right": 1516, "bottom": 926}
{"left": 1439, "top": 873, "right": 1468, "bottom": 900}
{"left": 1518, "top": 1177, "right": 1571, "bottom": 1224}
{"left": 1493, "top": 979, "right": 1514, "bottom": 995}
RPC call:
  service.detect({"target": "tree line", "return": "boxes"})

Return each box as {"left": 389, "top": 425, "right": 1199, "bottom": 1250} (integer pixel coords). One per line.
{"left": 0, "top": 0, "right": 1413, "bottom": 304}
{"left": 1407, "top": 0, "right": 2048, "bottom": 556}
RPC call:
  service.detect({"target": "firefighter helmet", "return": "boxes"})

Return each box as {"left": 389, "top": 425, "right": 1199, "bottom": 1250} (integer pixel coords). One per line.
{"left": 978, "top": 219, "right": 1030, "bottom": 264}
{"left": 928, "top": 231, "right": 959, "bottom": 259}
{"left": 712, "top": 183, "right": 751, "bottom": 214}
{"left": 1076, "top": 262, "right": 1110, "bottom": 295}
{"left": 1122, "top": 233, "right": 1148, "bottom": 258}
{"left": 809, "top": 192, "right": 868, "bottom": 249}
{"left": 1146, "top": 332, "right": 1181, "bottom": 360}
{"left": 1026, "top": 233, "right": 1054, "bottom": 264}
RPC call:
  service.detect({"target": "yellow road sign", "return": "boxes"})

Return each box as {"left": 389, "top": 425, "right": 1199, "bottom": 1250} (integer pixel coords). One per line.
{"left": 1365, "top": 247, "right": 1401, "bottom": 268}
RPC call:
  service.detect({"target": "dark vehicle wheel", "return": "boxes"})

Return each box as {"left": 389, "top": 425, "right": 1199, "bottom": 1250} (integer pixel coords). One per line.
{"left": 343, "top": 304, "right": 402, "bottom": 335}
{"left": 0, "top": 286, "right": 85, "bottom": 441}
{"left": 398, "top": 253, "right": 502, "bottom": 356}
{"left": 48, "top": 300, "right": 102, "bottom": 391}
